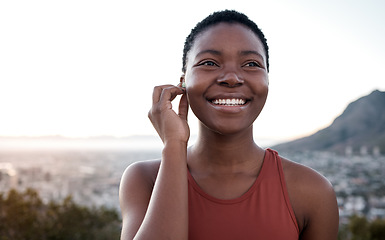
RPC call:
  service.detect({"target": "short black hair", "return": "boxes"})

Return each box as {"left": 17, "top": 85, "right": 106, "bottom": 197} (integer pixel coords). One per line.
{"left": 182, "top": 10, "right": 269, "bottom": 73}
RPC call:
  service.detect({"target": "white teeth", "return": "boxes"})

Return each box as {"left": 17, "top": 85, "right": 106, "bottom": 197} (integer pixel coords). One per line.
{"left": 212, "top": 99, "right": 246, "bottom": 106}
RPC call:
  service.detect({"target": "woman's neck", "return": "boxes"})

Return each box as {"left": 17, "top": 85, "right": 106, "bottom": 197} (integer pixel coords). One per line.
{"left": 188, "top": 125, "right": 265, "bottom": 173}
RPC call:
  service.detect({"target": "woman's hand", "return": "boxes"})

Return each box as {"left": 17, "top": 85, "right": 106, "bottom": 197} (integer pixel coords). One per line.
{"left": 148, "top": 84, "right": 189, "bottom": 145}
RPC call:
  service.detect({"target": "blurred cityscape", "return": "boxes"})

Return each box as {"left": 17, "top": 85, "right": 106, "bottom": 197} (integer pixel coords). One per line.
{"left": 280, "top": 149, "right": 385, "bottom": 224}
{"left": 0, "top": 138, "right": 384, "bottom": 225}
{"left": 0, "top": 149, "right": 160, "bottom": 212}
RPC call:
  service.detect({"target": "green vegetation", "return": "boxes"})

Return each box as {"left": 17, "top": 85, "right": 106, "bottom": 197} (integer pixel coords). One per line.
{"left": 0, "top": 188, "right": 121, "bottom": 240}
{"left": 1, "top": 188, "right": 385, "bottom": 240}
{"left": 338, "top": 215, "right": 385, "bottom": 240}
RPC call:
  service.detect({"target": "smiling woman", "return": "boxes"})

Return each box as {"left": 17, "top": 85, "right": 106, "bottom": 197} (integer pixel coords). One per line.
{"left": 183, "top": 22, "right": 268, "bottom": 136}
{"left": 119, "top": 10, "right": 339, "bottom": 240}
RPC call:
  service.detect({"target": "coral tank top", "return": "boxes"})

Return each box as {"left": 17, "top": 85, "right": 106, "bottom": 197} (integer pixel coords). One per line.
{"left": 187, "top": 148, "right": 299, "bottom": 240}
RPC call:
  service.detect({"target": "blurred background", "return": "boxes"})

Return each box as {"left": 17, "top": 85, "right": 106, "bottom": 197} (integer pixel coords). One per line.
{"left": 1, "top": 0, "right": 385, "bottom": 239}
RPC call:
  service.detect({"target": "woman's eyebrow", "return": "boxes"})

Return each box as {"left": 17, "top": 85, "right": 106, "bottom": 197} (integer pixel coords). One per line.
{"left": 239, "top": 50, "right": 265, "bottom": 60}
{"left": 196, "top": 49, "right": 222, "bottom": 57}
{"left": 195, "top": 49, "right": 265, "bottom": 61}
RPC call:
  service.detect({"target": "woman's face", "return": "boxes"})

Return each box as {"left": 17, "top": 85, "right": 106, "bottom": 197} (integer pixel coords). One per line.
{"left": 184, "top": 23, "right": 269, "bottom": 135}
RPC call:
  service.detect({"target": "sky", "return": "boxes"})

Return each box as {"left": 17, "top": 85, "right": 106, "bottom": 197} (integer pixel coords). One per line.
{"left": 1, "top": 0, "right": 384, "bottom": 145}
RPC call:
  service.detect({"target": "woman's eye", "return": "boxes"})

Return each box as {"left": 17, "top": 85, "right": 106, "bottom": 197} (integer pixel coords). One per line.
{"left": 244, "top": 61, "right": 260, "bottom": 67}
{"left": 199, "top": 61, "right": 217, "bottom": 67}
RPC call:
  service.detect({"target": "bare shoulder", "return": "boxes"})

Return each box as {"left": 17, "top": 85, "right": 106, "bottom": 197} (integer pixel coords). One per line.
{"left": 120, "top": 159, "right": 161, "bottom": 191}
{"left": 281, "top": 156, "right": 339, "bottom": 239}
{"left": 281, "top": 156, "right": 334, "bottom": 194}
{"left": 119, "top": 159, "right": 161, "bottom": 239}
{"left": 119, "top": 159, "right": 161, "bottom": 210}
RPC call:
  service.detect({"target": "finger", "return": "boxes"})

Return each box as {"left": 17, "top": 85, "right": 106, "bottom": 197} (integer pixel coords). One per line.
{"left": 158, "top": 86, "right": 185, "bottom": 107}
{"left": 178, "top": 93, "right": 189, "bottom": 121}
{"left": 152, "top": 84, "right": 174, "bottom": 105}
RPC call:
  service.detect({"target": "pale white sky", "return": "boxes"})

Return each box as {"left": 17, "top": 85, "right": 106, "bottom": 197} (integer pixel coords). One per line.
{"left": 1, "top": 0, "right": 384, "bottom": 144}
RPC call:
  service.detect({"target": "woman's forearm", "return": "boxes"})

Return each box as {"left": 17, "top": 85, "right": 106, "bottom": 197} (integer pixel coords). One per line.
{"left": 134, "top": 141, "right": 189, "bottom": 240}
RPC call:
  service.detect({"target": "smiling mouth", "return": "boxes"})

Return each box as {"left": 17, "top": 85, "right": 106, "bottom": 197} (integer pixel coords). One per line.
{"left": 210, "top": 98, "right": 247, "bottom": 106}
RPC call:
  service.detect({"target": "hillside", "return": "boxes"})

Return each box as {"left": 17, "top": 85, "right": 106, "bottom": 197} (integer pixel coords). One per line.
{"left": 273, "top": 90, "right": 385, "bottom": 155}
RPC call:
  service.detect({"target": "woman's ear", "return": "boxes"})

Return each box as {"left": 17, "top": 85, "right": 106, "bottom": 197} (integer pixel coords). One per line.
{"left": 180, "top": 74, "right": 186, "bottom": 88}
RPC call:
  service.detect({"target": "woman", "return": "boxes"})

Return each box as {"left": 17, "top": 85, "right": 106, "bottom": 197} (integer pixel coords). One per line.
{"left": 120, "top": 10, "right": 339, "bottom": 240}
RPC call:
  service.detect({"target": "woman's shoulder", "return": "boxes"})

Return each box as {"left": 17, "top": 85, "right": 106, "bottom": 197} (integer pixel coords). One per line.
{"left": 280, "top": 156, "right": 338, "bottom": 235}
{"left": 120, "top": 159, "right": 161, "bottom": 188}
{"left": 119, "top": 159, "right": 161, "bottom": 218}
{"left": 280, "top": 156, "right": 333, "bottom": 190}
{"left": 280, "top": 156, "right": 336, "bottom": 204}
{"left": 119, "top": 159, "right": 162, "bottom": 238}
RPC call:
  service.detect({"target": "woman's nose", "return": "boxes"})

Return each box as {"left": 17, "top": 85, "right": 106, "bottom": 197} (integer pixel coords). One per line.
{"left": 217, "top": 72, "right": 244, "bottom": 87}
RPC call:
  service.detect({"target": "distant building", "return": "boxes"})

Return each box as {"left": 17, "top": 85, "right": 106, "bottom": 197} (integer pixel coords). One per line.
{"left": 373, "top": 146, "right": 381, "bottom": 157}
{"left": 0, "top": 162, "right": 18, "bottom": 191}
{"left": 345, "top": 146, "right": 353, "bottom": 156}
{"left": 360, "top": 146, "right": 368, "bottom": 156}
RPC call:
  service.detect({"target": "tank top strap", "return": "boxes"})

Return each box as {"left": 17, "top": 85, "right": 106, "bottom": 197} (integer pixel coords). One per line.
{"left": 267, "top": 148, "right": 300, "bottom": 234}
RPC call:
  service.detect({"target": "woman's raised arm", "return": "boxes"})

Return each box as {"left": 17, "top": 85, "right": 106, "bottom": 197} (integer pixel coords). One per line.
{"left": 119, "top": 84, "right": 189, "bottom": 240}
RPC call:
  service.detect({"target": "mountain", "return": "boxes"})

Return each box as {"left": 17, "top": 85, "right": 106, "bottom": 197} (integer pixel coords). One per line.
{"left": 272, "top": 90, "right": 385, "bottom": 155}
